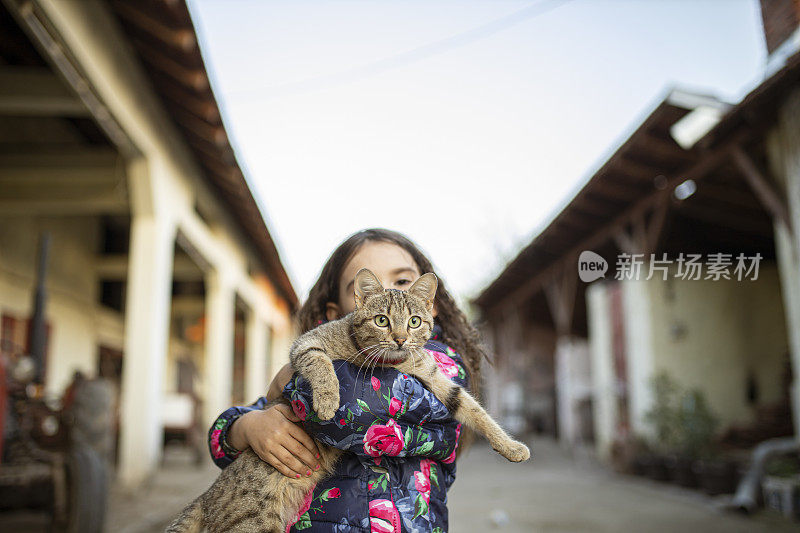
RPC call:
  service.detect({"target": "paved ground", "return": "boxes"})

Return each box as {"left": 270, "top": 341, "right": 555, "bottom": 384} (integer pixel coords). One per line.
{"left": 447, "top": 439, "right": 794, "bottom": 533}
{"left": 1, "top": 437, "right": 795, "bottom": 532}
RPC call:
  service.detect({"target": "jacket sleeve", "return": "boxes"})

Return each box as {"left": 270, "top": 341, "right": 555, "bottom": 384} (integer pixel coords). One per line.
{"left": 208, "top": 396, "right": 270, "bottom": 469}
{"left": 282, "top": 344, "right": 470, "bottom": 462}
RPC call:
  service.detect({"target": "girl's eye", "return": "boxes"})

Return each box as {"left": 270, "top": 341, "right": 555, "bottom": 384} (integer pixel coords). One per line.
{"left": 408, "top": 316, "right": 421, "bottom": 328}
{"left": 374, "top": 315, "right": 389, "bottom": 327}
{"left": 396, "top": 279, "right": 410, "bottom": 287}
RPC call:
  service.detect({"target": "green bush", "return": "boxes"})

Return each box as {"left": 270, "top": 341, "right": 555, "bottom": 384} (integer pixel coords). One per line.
{"left": 644, "top": 372, "right": 719, "bottom": 458}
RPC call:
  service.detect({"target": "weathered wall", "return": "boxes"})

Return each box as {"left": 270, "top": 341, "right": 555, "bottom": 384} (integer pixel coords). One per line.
{"left": 648, "top": 265, "right": 788, "bottom": 428}
{"left": 588, "top": 265, "right": 789, "bottom": 457}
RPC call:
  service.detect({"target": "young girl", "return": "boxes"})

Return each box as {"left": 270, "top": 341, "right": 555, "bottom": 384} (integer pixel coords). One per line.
{"left": 207, "top": 228, "right": 487, "bottom": 532}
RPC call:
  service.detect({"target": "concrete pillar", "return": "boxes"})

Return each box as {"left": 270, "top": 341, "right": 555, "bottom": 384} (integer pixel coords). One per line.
{"left": 555, "top": 338, "right": 574, "bottom": 446}
{"left": 767, "top": 89, "right": 800, "bottom": 440}
{"left": 118, "top": 207, "right": 175, "bottom": 486}
{"left": 775, "top": 226, "right": 800, "bottom": 438}
{"left": 483, "top": 323, "right": 504, "bottom": 420}
{"left": 554, "top": 336, "right": 591, "bottom": 448}
{"left": 587, "top": 282, "right": 617, "bottom": 461}
{"left": 204, "top": 269, "right": 235, "bottom": 427}
{"left": 244, "top": 310, "right": 269, "bottom": 402}
{"left": 621, "top": 279, "right": 655, "bottom": 438}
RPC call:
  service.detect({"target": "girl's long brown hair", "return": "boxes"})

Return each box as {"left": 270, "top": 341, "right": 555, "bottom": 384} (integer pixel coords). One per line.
{"left": 297, "top": 229, "right": 488, "bottom": 403}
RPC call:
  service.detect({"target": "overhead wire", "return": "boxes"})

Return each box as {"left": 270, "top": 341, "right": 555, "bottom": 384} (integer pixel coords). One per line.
{"left": 229, "top": 0, "right": 575, "bottom": 101}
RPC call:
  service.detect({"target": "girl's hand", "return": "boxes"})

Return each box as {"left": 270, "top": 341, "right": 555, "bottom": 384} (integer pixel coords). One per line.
{"left": 232, "top": 404, "right": 321, "bottom": 478}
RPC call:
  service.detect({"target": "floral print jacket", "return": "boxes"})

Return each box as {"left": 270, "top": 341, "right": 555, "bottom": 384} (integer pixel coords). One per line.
{"left": 208, "top": 323, "right": 469, "bottom": 533}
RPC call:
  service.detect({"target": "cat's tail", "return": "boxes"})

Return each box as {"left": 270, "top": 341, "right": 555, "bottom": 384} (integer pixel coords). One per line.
{"left": 165, "top": 499, "right": 203, "bottom": 533}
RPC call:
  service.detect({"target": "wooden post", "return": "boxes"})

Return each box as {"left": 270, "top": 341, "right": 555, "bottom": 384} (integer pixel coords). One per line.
{"left": 732, "top": 145, "right": 793, "bottom": 233}
{"left": 544, "top": 268, "right": 577, "bottom": 337}
{"left": 613, "top": 196, "right": 670, "bottom": 256}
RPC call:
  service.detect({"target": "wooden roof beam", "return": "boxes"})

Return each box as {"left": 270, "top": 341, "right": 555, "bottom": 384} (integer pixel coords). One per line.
{"left": 151, "top": 73, "right": 220, "bottom": 122}
{"left": 615, "top": 155, "right": 664, "bottom": 181}
{"left": 484, "top": 134, "right": 742, "bottom": 312}
{"left": 0, "top": 66, "right": 89, "bottom": 116}
{"left": 674, "top": 201, "right": 772, "bottom": 236}
{"left": 591, "top": 178, "right": 649, "bottom": 201}
{"left": 170, "top": 105, "right": 227, "bottom": 147}
{"left": 96, "top": 254, "right": 203, "bottom": 281}
{"left": 572, "top": 197, "right": 616, "bottom": 217}
{"left": 693, "top": 182, "right": 765, "bottom": 210}
{"left": 731, "top": 145, "right": 793, "bottom": 232}
{"left": 0, "top": 153, "right": 127, "bottom": 214}
{"left": 133, "top": 38, "right": 208, "bottom": 91}
{"left": 639, "top": 132, "right": 695, "bottom": 163}
{"left": 112, "top": 1, "right": 196, "bottom": 52}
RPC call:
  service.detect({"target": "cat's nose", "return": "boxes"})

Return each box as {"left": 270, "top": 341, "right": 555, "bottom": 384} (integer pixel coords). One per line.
{"left": 393, "top": 336, "right": 406, "bottom": 346}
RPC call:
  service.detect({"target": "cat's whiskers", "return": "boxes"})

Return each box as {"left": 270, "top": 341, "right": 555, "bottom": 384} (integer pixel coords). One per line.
{"left": 355, "top": 348, "right": 377, "bottom": 387}
{"left": 345, "top": 343, "right": 382, "bottom": 384}
{"left": 367, "top": 347, "right": 388, "bottom": 387}
{"left": 353, "top": 347, "right": 379, "bottom": 384}
{"left": 365, "top": 347, "right": 388, "bottom": 381}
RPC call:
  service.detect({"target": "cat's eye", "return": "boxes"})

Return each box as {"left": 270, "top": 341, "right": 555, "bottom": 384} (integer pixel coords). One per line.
{"left": 408, "top": 316, "right": 421, "bottom": 328}
{"left": 374, "top": 315, "right": 389, "bottom": 327}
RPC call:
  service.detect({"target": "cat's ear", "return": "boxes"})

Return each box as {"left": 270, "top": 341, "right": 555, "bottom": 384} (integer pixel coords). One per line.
{"left": 408, "top": 272, "right": 437, "bottom": 312}
{"left": 354, "top": 268, "right": 384, "bottom": 308}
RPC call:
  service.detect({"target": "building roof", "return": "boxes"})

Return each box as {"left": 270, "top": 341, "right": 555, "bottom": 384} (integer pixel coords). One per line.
{"left": 473, "top": 51, "right": 800, "bottom": 322}
{"left": 474, "top": 93, "right": 698, "bottom": 311}
{"left": 107, "top": 0, "right": 298, "bottom": 309}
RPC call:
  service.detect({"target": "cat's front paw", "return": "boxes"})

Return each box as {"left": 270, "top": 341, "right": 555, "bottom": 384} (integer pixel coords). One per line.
{"left": 496, "top": 440, "right": 531, "bottom": 462}
{"left": 313, "top": 386, "right": 340, "bottom": 421}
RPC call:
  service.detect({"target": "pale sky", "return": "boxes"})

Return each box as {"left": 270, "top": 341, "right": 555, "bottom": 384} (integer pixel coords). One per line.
{"left": 187, "top": 0, "right": 767, "bottom": 304}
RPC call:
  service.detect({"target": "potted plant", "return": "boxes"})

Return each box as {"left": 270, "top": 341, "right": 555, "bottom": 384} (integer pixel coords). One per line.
{"left": 642, "top": 373, "right": 680, "bottom": 482}
{"left": 669, "top": 389, "right": 719, "bottom": 488}
{"left": 643, "top": 373, "right": 722, "bottom": 488}
{"left": 688, "top": 391, "right": 737, "bottom": 496}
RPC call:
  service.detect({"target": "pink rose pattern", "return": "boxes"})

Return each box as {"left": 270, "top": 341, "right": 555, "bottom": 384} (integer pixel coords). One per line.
{"left": 291, "top": 399, "right": 307, "bottom": 421}
{"left": 426, "top": 348, "right": 460, "bottom": 379}
{"left": 388, "top": 397, "right": 402, "bottom": 416}
{"left": 369, "top": 499, "right": 401, "bottom": 533}
{"left": 363, "top": 418, "right": 405, "bottom": 458}
{"left": 442, "top": 423, "right": 462, "bottom": 464}
{"left": 285, "top": 487, "right": 315, "bottom": 533}
{"left": 212, "top": 334, "right": 468, "bottom": 532}
{"left": 285, "top": 485, "right": 343, "bottom": 532}
{"left": 209, "top": 429, "right": 225, "bottom": 459}
{"left": 413, "top": 470, "right": 431, "bottom": 504}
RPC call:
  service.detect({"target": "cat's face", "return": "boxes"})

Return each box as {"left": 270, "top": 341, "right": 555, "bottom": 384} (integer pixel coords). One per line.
{"left": 349, "top": 268, "right": 437, "bottom": 364}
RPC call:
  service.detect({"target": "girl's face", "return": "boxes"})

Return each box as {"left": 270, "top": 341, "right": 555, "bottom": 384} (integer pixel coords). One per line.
{"left": 326, "top": 241, "right": 434, "bottom": 320}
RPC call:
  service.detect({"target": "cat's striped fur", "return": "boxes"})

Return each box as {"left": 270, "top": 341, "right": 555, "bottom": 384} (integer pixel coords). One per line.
{"left": 166, "top": 269, "right": 529, "bottom": 533}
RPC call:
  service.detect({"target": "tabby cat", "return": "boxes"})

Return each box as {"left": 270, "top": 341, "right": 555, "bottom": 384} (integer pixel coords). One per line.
{"left": 167, "top": 268, "right": 530, "bottom": 533}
